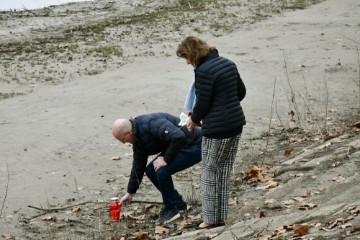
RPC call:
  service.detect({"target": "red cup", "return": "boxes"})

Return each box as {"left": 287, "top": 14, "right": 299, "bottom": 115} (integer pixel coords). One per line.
{"left": 109, "top": 197, "right": 121, "bottom": 222}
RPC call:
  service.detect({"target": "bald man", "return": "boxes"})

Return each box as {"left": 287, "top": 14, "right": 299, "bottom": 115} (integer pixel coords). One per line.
{"left": 112, "top": 112, "right": 201, "bottom": 225}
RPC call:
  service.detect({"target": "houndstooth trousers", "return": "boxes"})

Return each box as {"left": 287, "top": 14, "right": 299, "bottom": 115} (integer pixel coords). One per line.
{"left": 201, "top": 134, "right": 241, "bottom": 224}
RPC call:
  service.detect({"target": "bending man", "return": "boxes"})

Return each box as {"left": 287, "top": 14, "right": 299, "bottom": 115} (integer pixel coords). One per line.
{"left": 112, "top": 112, "right": 201, "bottom": 225}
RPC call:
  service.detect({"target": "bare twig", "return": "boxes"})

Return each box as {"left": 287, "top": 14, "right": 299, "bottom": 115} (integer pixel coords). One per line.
{"left": 324, "top": 76, "right": 329, "bottom": 132}
{"left": 357, "top": 46, "right": 360, "bottom": 112}
{"left": 73, "top": 176, "right": 80, "bottom": 200}
{"left": 28, "top": 201, "right": 93, "bottom": 212}
{"left": 283, "top": 50, "right": 302, "bottom": 128}
{"left": 268, "top": 77, "right": 277, "bottom": 133}
{"left": 0, "top": 162, "right": 10, "bottom": 218}
{"left": 341, "top": 34, "right": 360, "bottom": 46}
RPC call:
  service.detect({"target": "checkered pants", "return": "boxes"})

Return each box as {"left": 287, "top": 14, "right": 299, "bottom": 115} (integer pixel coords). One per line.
{"left": 201, "top": 134, "right": 241, "bottom": 224}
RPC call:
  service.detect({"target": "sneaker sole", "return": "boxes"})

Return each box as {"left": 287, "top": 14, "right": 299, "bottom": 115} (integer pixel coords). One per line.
{"left": 163, "top": 213, "right": 180, "bottom": 224}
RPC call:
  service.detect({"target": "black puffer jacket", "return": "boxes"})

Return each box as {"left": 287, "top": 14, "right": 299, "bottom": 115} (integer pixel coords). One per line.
{"left": 127, "top": 112, "right": 201, "bottom": 194}
{"left": 191, "top": 49, "right": 246, "bottom": 139}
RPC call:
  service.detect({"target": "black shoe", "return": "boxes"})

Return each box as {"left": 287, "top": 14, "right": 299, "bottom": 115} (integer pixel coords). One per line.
{"left": 176, "top": 202, "right": 187, "bottom": 211}
{"left": 155, "top": 208, "right": 180, "bottom": 225}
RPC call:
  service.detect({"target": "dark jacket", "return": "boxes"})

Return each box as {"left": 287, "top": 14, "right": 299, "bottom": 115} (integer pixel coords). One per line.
{"left": 127, "top": 112, "right": 202, "bottom": 194}
{"left": 191, "top": 49, "right": 246, "bottom": 139}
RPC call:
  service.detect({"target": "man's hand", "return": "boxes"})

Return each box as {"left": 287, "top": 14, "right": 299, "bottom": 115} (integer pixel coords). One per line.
{"left": 186, "top": 117, "right": 196, "bottom": 130}
{"left": 120, "top": 193, "right": 133, "bottom": 206}
{"left": 153, "top": 156, "right": 167, "bottom": 172}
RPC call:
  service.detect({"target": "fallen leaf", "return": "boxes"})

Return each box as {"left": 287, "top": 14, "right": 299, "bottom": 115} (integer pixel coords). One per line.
{"left": 352, "top": 225, "right": 360, "bottom": 232}
{"left": 42, "top": 215, "right": 57, "bottom": 222}
{"left": 318, "top": 142, "right": 331, "bottom": 149}
{"left": 299, "top": 203, "right": 317, "bottom": 210}
{"left": 128, "top": 214, "right": 145, "bottom": 220}
{"left": 272, "top": 226, "right": 287, "bottom": 236}
{"left": 111, "top": 156, "right": 122, "bottom": 160}
{"left": 265, "top": 180, "right": 278, "bottom": 189}
{"left": 352, "top": 121, "right": 360, "bottom": 129}
{"left": 256, "top": 211, "right": 266, "bottom": 218}
{"left": 1, "top": 233, "right": 14, "bottom": 240}
{"left": 293, "top": 224, "right": 310, "bottom": 237}
{"left": 264, "top": 198, "right": 275, "bottom": 204}
{"left": 72, "top": 207, "right": 81, "bottom": 212}
{"left": 352, "top": 126, "right": 360, "bottom": 132}
{"left": 112, "top": 236, "right": 125, "bottom": 240}
{"left": 340, "top": 223, "right": 352, "bottom": 229}
{"left": 177, "top": 219, "right": 190, "bottom": 230}
{"left": 133, "top": 230, "right": 148, "bottom": 239}
{"left": 327, "top": 218, "right": 345, "bottom": 229}
{"left": 128, "top": 223, "right": 137, "bottom": 228}
{"left": 257, "top": 235, "right": 271, "bottom": 240}
{"left": 293, "top": 197, "right": 305, "bottom": 202}
{"left": 155, "top": 225, "right": 169, "bottom": 234}
{"left": 208, "top": 233, "right": 219, "bottom": 239}
{"left": 333, "top": 175, "right": 346, "bottom": 183}
{"left": 228, "top": 199, "right": 238, "bottom": 206}
{"left": 304, "top": 190, "right": 311, "bottom": 198}
{"left": 245, "top": 165, "right": 264, "bottom": 182}
{"left": 103, "top": 219, "right": 112, "bottom": 225}
{"left": 281, "top": 200, "right": 294, "bottom": 205}
{"left": 284, "top": 147, "right": 294, "bottom": 157}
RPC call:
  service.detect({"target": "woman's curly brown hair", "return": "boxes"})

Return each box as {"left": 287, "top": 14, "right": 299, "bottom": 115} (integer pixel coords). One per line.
{"left": 176, "top": 36, "right": 215, "bottom": 67}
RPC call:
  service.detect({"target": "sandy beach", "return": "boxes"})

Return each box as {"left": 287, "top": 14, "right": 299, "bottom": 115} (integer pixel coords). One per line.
{"left": 1, "top": 0, "right": 360, "bottom": 239}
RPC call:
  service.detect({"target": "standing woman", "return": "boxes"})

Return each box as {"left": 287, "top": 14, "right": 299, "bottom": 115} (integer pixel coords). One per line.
{"left": 176, "top": 36, "right": 246, "bottom": 229}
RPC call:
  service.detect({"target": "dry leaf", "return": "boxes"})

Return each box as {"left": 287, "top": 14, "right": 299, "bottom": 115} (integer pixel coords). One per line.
{"left": 256, "top": 211, "right": 266, "bottom": 218}
{"left": 177, "top": 219, "right": 190, "bottom": 230}
{"left": 1, "top": 233, "right": 14, "bottom": 240}
{"left": 133, "top": 230, "right": 149, "bottom": 239}
{"left": 284, "top": 147, "right": 294, "bottom": 157}
{"left": 208, "top": 233, "right": 219, "bottom": 239}
{"left": 128, "top": 223, "right": 137, "bottom": 228}
{"left": 299, "top": 203, "right": 317, "bottom": 210}
{"left": 340, "top": 223, "right": 352, "bottom": 229}
{"left": 245, "top": 165, "right": 264, "bottom": 182}
{"left": 265, "top": 180, "right": 278, "bottom": 188}
{"left": 42, "top": 215, "right": 57, "bottom": 222}
{"left": 112, "top": 236, "right": 125, "bottom": 240}
{"left": 128, "top": 214, "right": 145, "bottom": 220}
{"left": 264, "top": 198, "right": 275, "bottom": 204}
{"left": 228, "top": 199, "right": 238, "bottom": 206}
{"left": 103, "top": 219, "right": 112, "bottom": 225}
{"left": 304, "top": 190, "right": 311, "bottom": 198}
{"left": 330, "top": 218, "right": 347, "bottom": 229}
{"left": 155, "top": 225, "right": 169, "bottom": 234}
{"left": 352, "top": 225, "right": 360, "bottom": 232}
{"left": 333, "top": 175, "right": 346, "bottom": 183}
{"left": 72, "top": 207, "right": 81, "bottom": 212}
{"left": 318, "top": 142, "right": 331, "bottom": 149}
{"left": 111, "top": 156, "right": 122, "bottom": 160}
{"left": 352, "top": 126, "right": 360, "bottom": 132}
{"left": 273, "top": 226, "right": 287, "bottom": 235}
{"left": 281, "top": 200, "right": 294, "bottom": 205}
{"left": 257, "top": 235, "right": 271, "bottom": 240}
{"left": 293, "top": 197, "right": 305, "bottom": 202}
{"left": 293, "top": 224, "right": 310, "bottom": 237}
{"left": 346, "top": 206, "right": 360, "bottom": 215}
{"left": 352, "top": 121, "right": 360, "bottom": 129}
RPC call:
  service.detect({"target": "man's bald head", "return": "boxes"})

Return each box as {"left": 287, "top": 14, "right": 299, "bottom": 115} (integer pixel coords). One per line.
{"left": 112, "top": 119, "right": 132, "bottom": 141}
